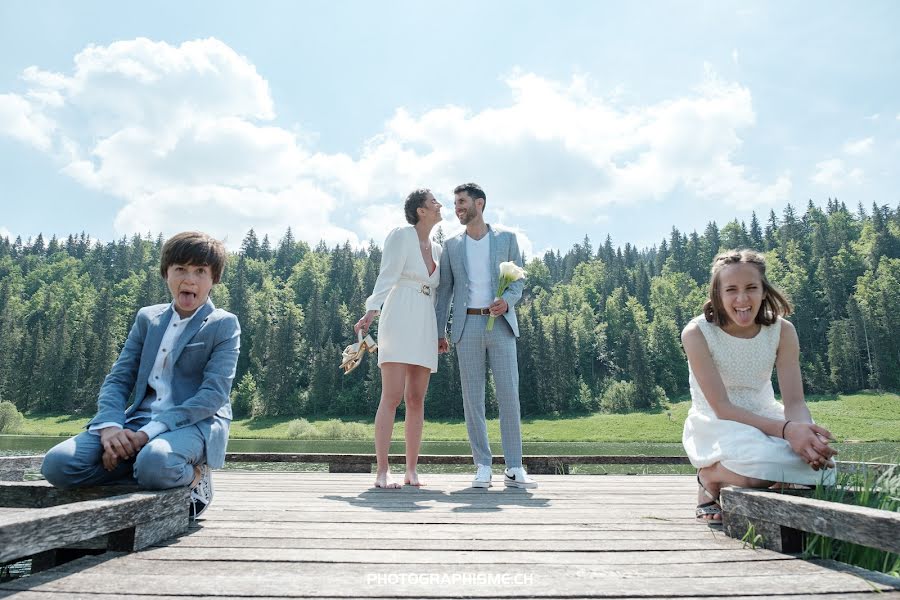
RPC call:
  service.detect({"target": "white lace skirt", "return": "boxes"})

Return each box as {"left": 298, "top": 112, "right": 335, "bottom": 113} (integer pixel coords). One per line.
{"left": 682, "top": 402, "right": 837, "bottom": 485}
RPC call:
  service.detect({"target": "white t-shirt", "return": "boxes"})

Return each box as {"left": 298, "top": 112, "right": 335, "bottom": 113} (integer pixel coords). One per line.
{"left": 466, "top": 234, "right": 494, "bottom": 308}
{"left": 89, "top": 305, "right": 195, "bottom": 440}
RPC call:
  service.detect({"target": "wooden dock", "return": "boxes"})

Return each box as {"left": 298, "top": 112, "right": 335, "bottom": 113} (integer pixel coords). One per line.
{"left": 2, "top": 471, "right": 898, "bottom": 598}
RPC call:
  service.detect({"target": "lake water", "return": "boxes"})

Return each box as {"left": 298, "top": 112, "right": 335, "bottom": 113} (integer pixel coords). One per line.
{"left": 3, "top": 434, "right": 897, "bottom": 472}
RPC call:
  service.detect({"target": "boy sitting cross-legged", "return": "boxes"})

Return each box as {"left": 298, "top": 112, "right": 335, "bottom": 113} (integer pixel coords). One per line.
{"left": 41, "top": 231, "right": 241, "bottom": 519}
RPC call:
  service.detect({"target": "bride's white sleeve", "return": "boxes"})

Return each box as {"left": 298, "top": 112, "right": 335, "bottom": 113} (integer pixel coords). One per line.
{"left": 365, "top": 227, "right": 405, "bottom": 313}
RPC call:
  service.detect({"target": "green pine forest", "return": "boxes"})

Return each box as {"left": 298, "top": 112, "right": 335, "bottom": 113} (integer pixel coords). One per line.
{"left": 0, "top": 199, "right": 898, "bottom": 422}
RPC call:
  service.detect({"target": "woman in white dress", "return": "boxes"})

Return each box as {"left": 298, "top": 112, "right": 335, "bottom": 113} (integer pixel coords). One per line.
{"left": 682, "top": 249, "right": 837, "bottom": 522}
{"left": 355, "top": 189, "right": 443, "bottom": 489}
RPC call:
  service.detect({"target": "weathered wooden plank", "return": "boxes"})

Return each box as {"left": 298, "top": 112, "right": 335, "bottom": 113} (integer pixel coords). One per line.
{"left": 110, "top": 512, "right": 190, "bottom": 552}
{"left": 197, "top": 511, "right": 694, "bottom": 524}
{"left": 216, "top": 482, "right": 695, "bottom": 491}
{"left": 210, "top": 483, "right": 697, "bottom": 491}
{"left": 214, "top": 474, "right": 696, "bottom": 480}
{"left": 2, "top": 472, "right": 897, "bottom": 598}
{"left": 183, "top": 525, "right": 710, "bottom": 539}
{"left": 722, "top": 487, "right": 900, "bottom": 554}
{"left": 2, "top": 595, "right": 895, "bottom": 600}
{"left": 211, "top": 487, "right": 698, "bottom": 497}
{"left": 723, "top": 511, "right": 803, "bottom": 553}
{"left": 211, "top": 488, "right": 697, "bottom": 497}
{"left": 211, "top": 475, "right": 693, "bottom": 483}
{"left": 211, "top": 485, "right": 692, "bottom": 494}
{"left": 0, "top": 507, "right": 30, "bottom": 516}
{"left": 1, "top": 553, "right": 895, "bottom": 597}
{"left": 0, "top": 455, "right": 44, "bottom": 482}
{"left": 193, "top": 520, "right": 702, "bottom": 532}
{"left": 204, "top": 486, "right": 697, "bottom": 496}
{"left": 136, "top": 546, "right": 791, "bottom": 566}
{"left": 62, "top": 554, "right": 838, "bottom": 577}
{"left": 191, "top": 520, "right": 708, "bottom": 540}
{"left": 206, "top": 499, "right": 692, "bottom": 510}
{"left": 154, "top": 535, "right": 756, "bottom": 551}
{"left": 224, "top": 453, "right": 692, "bottom": 465}
{"left": 0, "top": 481, "right": 143, "bottom": 508}
{"left": 0, "top": 487, "right": 189, "bottom": 563}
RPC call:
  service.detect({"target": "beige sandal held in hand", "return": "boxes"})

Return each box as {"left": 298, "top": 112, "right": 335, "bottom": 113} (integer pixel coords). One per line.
{"left": 339, "top": 330, "right": 377, "bottom": 375}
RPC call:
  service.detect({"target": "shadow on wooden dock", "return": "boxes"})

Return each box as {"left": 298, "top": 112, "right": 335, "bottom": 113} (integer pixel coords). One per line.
{"left": 2, "top": 471, "right": 898, "bottom": 598}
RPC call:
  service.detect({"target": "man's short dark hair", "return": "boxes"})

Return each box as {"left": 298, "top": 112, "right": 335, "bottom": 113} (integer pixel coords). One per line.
{"left": 453, "top": 183, "right": 486, "bottom": 209}
{"left": 404, "top": 188, "right": 432, "bottom": 225}
{"left": 160, "top": 231, "right": 227, "bottom": 283}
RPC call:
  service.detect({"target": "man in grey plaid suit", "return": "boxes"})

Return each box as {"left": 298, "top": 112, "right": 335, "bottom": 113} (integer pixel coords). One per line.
{"left": 435, "top": 183, "right": 537, "bottom": 489}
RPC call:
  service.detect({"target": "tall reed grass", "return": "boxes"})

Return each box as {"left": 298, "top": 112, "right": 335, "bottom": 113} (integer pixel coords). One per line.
{"left": 803, "top": 465, "right": 899, "bottom": 576}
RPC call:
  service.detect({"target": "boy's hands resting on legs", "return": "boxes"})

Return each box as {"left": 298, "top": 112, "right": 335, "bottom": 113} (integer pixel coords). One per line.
{"left": 99, "top": 427, "right": 149, "bottom": 471}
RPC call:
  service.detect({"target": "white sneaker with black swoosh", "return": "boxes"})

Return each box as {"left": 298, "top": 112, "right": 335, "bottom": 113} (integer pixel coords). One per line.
{"left": 504, "top": 467, "right": 537, "bottom": 489}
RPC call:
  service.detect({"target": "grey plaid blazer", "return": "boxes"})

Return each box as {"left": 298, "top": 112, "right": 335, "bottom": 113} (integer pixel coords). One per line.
{"left": 435, "top": 225, "right": 524, "bottom": 344}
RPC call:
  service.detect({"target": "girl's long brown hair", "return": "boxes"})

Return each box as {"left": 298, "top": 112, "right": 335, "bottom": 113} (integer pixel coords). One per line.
{"left": 703, "top": 249, "right": 792, "bottom": 326}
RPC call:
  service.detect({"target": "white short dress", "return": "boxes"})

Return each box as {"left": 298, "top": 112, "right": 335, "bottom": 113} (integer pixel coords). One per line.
{"left": 365, "top": 226, "right": 441, "bottom": 373}
{"left": 682, "top": 315, "right": 836, "bottom": 485}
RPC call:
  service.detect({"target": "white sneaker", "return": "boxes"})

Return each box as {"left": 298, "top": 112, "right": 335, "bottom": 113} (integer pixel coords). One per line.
{"left": 504, "top": 466, "right": 537, "bottom": 489}
{"left": 189, "top": 464, "right": 214, "bottom": 520}
{"left": 472, "top": 464, "right": 493, "bottom": 488}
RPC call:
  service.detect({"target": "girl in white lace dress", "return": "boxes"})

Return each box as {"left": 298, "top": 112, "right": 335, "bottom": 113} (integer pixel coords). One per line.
{"left": 356, "top": 189, "right": 443, "bottom": 489}
{"left": 681, "top": 250, "right": 837, "bottom": 522}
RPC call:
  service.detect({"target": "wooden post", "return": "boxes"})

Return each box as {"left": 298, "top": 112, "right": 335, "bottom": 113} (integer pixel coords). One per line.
{"left": 723, "top": 511, "right": 803, "bottom": 553}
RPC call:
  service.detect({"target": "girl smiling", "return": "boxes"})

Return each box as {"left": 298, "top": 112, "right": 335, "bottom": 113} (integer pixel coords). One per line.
{"left": 681, "top": 250, "right": 837, "bottom": 523}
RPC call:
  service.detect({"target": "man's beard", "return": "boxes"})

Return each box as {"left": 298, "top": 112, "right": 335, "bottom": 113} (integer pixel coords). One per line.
{"left": 457, "top": 208, "right": 476, "bottom": 224}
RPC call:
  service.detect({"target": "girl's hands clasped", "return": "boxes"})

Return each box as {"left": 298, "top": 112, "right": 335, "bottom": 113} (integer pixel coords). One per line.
{"left": 783, "top": 421, "right": 837, "bottom": 470}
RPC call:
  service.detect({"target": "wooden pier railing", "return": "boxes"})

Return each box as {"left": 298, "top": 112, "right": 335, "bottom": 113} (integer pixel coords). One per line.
{"left": 223, "top": 452, "right": 693, "bottom": 473}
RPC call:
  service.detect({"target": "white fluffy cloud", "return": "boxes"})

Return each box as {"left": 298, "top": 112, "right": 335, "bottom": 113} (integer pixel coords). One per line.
{"left": 1, "top": 37, "right": 789, "bottom": 248}
{"left": 843, "top": 137, "right": 873, "bottom": 155}
{"left": 339, "top": 68, "right": 789, "bottom": 221}
{"left": 0, "top": 38, "right": 346, "bottom": 247}
{"left": 811, "top": 158, "right": 863, "bottom": 188}
{"left": 0, "top": 93, "right": 55, "bottom": 150}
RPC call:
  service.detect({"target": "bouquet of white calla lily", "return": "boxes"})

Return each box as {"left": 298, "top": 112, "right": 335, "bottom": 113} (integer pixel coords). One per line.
{"left": 499, "top": 261, "right": 527, "bottom": 280}
{"left": 487, "top": 261, "right": 527, "bottom": 331}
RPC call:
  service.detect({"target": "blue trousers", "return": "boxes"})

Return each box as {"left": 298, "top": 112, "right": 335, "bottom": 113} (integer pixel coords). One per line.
{"left": 41, "top": 418, "right": 206, "bottom": 490}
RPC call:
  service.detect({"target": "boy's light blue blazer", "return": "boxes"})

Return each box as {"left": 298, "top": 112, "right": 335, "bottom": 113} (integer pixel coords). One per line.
{"left": 86, "top": 299, "right": 241, "bottom": 469}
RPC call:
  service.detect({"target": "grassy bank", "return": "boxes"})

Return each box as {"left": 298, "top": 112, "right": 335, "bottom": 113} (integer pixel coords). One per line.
{"left": 8, "top": 392, "right": 899, "bottom": 443}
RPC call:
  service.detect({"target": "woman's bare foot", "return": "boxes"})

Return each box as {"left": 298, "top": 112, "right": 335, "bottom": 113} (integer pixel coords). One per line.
{"left": 374, "top": 471, "right": 401, "bottom": 489}
{"left": 404, "top": 470, "right": 425, "bottom": 487}
{"left": 697, "top": 468, "right": 722, "bottom": 522}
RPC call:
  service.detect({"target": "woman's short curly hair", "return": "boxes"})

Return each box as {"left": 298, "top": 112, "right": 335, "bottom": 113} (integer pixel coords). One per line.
{"left": 404, "top": 188, "right": 432, "bottom": 225}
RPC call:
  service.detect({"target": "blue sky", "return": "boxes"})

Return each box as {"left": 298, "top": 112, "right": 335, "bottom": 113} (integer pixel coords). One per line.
{"left": 1, "top": 1, "right": 898, "bottom": 257}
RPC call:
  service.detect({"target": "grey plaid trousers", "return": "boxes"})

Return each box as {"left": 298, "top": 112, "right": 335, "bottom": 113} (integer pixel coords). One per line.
{"left": 455, "top": 313, "right": 523, "bottom": 469}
